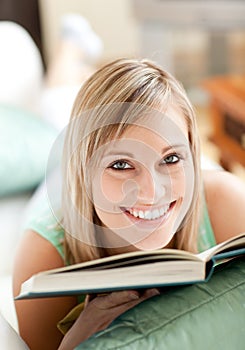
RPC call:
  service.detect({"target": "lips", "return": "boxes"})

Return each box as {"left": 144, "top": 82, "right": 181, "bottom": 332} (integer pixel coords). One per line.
{"left": 121, "top": 201, "right": 176, "bottom": 226}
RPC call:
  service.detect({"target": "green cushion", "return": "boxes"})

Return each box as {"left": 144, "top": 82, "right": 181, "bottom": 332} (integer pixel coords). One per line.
{"left": 76, "top": 258, "right": 245, "bottom": 350}
{"left": 0, "top": 105, "right": 58, "bottom": 197}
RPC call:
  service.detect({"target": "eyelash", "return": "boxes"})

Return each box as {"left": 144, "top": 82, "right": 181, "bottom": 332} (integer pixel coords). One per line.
{"left": 109, "top": 160, "right": 133, "bottom": 170}
{"left": 109, "top": 154, "right": 182, "bottom": 171}
{"left": 161, "top": 154, "right": 181, "bottom": 165}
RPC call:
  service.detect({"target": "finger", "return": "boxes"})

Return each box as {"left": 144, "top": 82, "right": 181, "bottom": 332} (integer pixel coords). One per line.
{"left": 85, "top": 293, "right": 110, "bottom": 307}
{"left": 107, "top": 288, "right": 160, "bottom": 317}
{"left": 93, "top": 290, "right": 140, "bottom": 309}
{"left": 114, "top": 288, "right": 160, "bottom": 310}
{"left": 84, "top": 294, "right": 95, "bottom": 308}
{"left": 140, "top": 288, "right": 161, "bottom": 300}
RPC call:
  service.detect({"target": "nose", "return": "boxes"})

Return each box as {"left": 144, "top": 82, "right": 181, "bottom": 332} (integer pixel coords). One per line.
{"left": 136, "top": 167, "right": 168, "bottom": 204}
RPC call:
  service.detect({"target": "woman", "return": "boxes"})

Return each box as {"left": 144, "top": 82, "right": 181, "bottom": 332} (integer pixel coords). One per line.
{"left": 13, "top": 58, "right": 245, "bottom": 350}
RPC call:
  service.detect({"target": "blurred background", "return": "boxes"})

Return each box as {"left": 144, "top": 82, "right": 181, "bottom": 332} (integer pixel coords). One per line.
{"left": 0, "top": 0, "right": 244, "bottom": 176}
{"left": 0, "top": 0, "right": 244, "bottom": 332}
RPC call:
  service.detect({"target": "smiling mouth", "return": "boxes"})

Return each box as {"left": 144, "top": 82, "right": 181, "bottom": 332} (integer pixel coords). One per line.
{"left": 121, "top": 201, "right": 176, "bottom": 222}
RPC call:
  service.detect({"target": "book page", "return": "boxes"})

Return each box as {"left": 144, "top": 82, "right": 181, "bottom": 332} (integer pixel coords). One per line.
{"left": 198, "top": 232, "right": 245, "bottom": 262}
{"left": 42, "top": 248, "right": 200, "bottom": 276}
{"left": 19, "top": 259, "right": 206, "bottom": 298}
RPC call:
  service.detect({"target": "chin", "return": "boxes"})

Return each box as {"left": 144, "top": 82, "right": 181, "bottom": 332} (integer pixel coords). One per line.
{"left": 133, "top": 234, "right": 174, "bottom": 251}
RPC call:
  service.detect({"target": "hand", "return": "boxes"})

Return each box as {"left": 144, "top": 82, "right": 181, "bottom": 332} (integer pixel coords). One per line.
{"left": 58, "top": 288, "right": 160, "bottom": 350}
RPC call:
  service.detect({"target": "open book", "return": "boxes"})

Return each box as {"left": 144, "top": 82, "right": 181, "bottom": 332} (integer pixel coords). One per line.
{"left": 16, "top": 233, "right": 245, "bottom": 300}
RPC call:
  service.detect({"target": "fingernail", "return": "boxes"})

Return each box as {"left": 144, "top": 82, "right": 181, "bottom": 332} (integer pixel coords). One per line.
{"left": 153, "top": 288, "right": 160, "bottom": 294}
{"left": 148, "top": 288, "right": 160, "bottom": 296}
{"left": 129, "top": 292, "right": 140, "bottom": 300}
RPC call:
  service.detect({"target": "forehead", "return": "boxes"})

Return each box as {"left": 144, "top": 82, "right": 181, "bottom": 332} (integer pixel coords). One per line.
{"left": 119, "top": 105, "right": 189, "bottom": 149}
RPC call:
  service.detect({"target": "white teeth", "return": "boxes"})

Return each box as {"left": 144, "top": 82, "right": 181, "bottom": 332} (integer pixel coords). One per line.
{"left": 127, "top": 204, "right": 170, "bottom": 220}
{"left": 139, "top": 210, "right": 144, "bottom": 219}
{"left": 145, "top": 211, "right": 152, "bottom": 220}
{"left": 152, "top": 209, "right": 159, "bottom": 219}
{"left": 159, "top": 207, "right": 165, "bottom": 216}
{"left": 132, "top": 210, "right": 138, "bottom": 218}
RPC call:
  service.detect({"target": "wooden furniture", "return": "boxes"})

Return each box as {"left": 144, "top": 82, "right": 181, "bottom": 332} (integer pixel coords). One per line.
{"left": 203, "top": 75, "right": 245, "bottom": 171}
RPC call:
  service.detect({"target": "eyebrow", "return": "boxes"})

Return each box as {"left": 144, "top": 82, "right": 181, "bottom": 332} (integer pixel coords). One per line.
{"left": 161, "top": 144, "right": 188, "bottom": 153}
{"left": 103, "top": 144, "right": 188, "bottom": 158}
{"left": 103, "top": 151, "right": 134, "bottom": 158}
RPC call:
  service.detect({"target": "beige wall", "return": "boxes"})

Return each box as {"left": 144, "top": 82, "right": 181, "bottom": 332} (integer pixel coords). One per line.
{"left": 39, "top": 0, "right": 245, "bottom": 88}
{"left": 39, "top": 0, "right": 140, "bottom": 64}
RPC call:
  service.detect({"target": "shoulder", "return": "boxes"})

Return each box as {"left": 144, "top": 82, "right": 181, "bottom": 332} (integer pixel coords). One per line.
{"left": 24, "top": 208, "right": 65, "bottom": 261}
{"left": 13, "top": 229, "right": 65, "bottom": 296}
{"left": 203, "top": 170, "right": 245, "bottom": 244}
{"left": 13, "top": 230, "right": 78, "bottom": 349}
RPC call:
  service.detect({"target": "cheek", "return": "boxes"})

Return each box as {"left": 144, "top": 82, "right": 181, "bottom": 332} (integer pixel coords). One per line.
{"left": 101, "top": 174, "right": 125, "bottom": 203}
{"left": 92, "top": 171, "right": 126, "bottom": 213}
{"left": 95, "top": 207, "right": 128, "bottom": 229}
{"left": 169, "top": 170, "right": 187, "bottom": 198}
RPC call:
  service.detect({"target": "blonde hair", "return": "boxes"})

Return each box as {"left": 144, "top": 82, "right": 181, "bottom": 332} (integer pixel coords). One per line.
{"left": 62, "top": 58, "right": 202, "bottom": 263}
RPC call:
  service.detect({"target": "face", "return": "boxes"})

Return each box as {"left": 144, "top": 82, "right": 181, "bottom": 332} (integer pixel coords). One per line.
{"left": 90, "top": 105, "right": 195, "bottom": 252}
